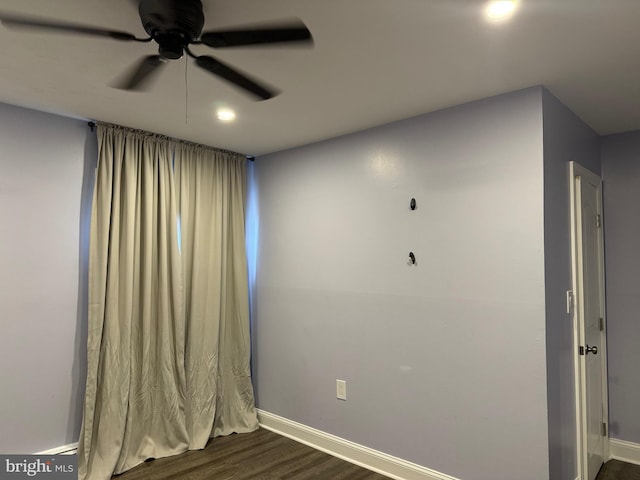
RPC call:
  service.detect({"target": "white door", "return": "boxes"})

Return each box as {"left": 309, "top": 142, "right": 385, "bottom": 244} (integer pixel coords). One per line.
{"left": 573, "top": 164, "right": 607, "bottom": 480}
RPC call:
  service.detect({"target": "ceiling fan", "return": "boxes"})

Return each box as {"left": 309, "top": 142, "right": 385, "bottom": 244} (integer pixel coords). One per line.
{"left": 0, "top": 0, "right": 313, "bottom": 100}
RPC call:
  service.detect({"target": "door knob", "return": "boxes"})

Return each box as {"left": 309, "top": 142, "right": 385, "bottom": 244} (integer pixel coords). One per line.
{"left": 585, "top": 345, "right": 598, "bottom": 355}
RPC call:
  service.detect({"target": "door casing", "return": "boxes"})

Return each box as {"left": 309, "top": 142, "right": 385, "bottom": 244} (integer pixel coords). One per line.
{"left": 569, "top": 161, "right": 609, "bottom": 480}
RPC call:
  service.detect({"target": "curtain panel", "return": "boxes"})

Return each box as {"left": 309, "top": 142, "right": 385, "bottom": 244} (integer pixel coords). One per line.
{"left": 78, "top": 125, "right": 257, "bottom": 480}
{"left": 175, "top": 144, "right": 257, "bottom": 448}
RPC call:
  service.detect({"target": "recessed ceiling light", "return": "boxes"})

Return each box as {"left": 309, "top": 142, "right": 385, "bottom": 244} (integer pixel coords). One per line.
{"left": 216, "top": 108, "right": 236, "bottom": 122}
{"left": 485, "top": 0, "right": 518, "bottom": 22}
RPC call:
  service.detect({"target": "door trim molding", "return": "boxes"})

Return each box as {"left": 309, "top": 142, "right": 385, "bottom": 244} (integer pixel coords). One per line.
{"left": 610, "top": 438, "right": 640, "bottom": 466}
{"left": 569, "top": 161, "right": 610, "bottom": 480}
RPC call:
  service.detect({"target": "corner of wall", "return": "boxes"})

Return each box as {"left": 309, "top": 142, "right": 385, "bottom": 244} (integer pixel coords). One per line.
{"left": 541, "top": 90, "right": 601, "bottom": 480}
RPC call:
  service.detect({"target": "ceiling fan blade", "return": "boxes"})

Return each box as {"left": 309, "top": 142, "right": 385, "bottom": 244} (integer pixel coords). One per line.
{"left": 113, "top": 55, "right": 167, "bottom": 91}
{"left": 195, "top": 55, "right": 278, "bottom": 101}
{"left": 200, "top": 20, "right": 312, "bottom": 48}
{"left": 0, "top": 12, "right": 144, "bottom": 41}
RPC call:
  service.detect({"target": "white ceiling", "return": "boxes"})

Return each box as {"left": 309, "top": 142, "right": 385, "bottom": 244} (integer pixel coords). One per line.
{"left": 0, "top": 0, "right": 639, "bottom": 156}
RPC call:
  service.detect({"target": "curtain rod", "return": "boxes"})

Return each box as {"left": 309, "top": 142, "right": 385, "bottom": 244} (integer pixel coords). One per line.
{"left": 86, "top": 120, "right": 254, "bottom": 161}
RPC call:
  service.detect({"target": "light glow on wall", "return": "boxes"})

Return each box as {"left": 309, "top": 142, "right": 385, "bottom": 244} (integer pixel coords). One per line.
{"left": 245, "top": 161, "right": 260, "bottom": 346}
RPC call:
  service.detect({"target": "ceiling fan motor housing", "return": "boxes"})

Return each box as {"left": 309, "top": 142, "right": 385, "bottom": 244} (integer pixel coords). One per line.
{"left": 139, "top": 0, "right": 204, "bottom": 59}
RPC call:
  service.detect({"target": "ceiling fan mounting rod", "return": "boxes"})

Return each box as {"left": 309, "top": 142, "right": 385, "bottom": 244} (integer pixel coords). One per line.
{"left": 139, "top": 0, "right": 205, "bottom": 60}
{"left": 139, "top": 0, "right": 204, "bottom": 42}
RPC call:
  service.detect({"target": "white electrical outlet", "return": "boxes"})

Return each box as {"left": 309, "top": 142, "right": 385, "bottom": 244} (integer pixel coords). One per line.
{"left": 336, "top": 379, "right": 347, "bottom": 401}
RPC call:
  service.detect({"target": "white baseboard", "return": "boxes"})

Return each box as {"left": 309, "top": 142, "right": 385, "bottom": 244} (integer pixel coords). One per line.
{"left": 257, "top": 409, "right": 460, "bottom": 480}
{"left": 610, "top": 438, "right": 640, "bottom": 466}
{"left": 35, "top": 442, "right": 78, "bottom": 455}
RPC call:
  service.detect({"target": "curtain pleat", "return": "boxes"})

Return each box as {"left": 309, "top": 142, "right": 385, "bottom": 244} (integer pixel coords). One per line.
{"left": 78, "top": 125, "right": 257, "bottom": 480}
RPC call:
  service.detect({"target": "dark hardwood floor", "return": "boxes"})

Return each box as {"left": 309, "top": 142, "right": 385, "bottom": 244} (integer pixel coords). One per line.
{"left": 112, "top": 428, "right": 390, "bottom": 480}
{"left": 597, "top": 459, "right": 640, "bottom": 480}
{"left": 111, "top": 428, "right": 640, "bottom": 480}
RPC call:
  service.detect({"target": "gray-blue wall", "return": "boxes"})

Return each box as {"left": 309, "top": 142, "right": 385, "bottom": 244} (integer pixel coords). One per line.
{"left": 601, "top": 131, "right": 640, "bottom": 444}
{"left": 5, "top": 85, "right": 637, "bottom": 475}
{"left": 253, "top": 87, "right": 549, "bottom": 480}
{"left": 542, "top": 89, "right": 601, "bottom": 480}
{"left": 0, "top": 102, "right": 95, "bottom": 452}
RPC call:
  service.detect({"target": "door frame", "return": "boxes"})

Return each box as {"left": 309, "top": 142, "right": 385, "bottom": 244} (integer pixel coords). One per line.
{"left": 569, "top": 161, "right": 609, "bottom": 480}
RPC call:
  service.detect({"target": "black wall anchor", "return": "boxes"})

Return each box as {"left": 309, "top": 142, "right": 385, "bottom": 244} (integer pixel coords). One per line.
{"left": 409, "top": 252, "right": 416, "bottom": 265}
{"left": 410, "top": 198, "right": 417, "bottom": 210}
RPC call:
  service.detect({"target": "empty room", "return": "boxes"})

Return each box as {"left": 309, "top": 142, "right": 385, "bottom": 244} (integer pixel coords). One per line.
{"left": 1, "top": 1, "right": 639, "bottom": 480}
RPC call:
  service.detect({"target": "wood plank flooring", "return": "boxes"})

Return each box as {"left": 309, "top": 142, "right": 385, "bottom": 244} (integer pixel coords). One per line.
{"left": 597, "top": 459, "right": 640, "bottom": 480}
{"left": 112, "top": 428, "right": 390, "bottom": 480}
{"left": 111, "top": 427, "right": 640, "bottom": 480}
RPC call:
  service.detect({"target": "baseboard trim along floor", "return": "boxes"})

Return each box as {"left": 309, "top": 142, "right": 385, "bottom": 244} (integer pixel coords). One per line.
{"left": 610, "top": 438, "right": 640, "bottom": 466}
{"left": 35, "top": 442, "right": 78, "bottom": 455}
{"left": 257, "top": 409, "right": 460, "bottom": 480}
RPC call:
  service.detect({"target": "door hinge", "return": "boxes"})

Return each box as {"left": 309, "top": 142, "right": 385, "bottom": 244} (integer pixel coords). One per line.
{"left": 566, "top": 290, "right": 574, "bottom": 315}
{"left": 602, "top": 422, "right": 607, "bottom": 436}
{"left": 599, "top": 317, "right": 604, "bottom": 331}
{"left": 596, "top": 214, "right": 602, "bottom": 228}
{"left": 579, "top": 346, "right": 585, "bottom": 356}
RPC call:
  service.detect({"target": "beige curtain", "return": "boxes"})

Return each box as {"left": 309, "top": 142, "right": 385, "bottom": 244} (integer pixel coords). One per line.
{"left": 175, "top": 144, "right": 257, "bottom": 448}
{"left": 78, "top": 125, "right": 257, "bottom": 480}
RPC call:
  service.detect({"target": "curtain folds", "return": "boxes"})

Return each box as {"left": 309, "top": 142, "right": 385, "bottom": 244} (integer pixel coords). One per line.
{"left": 78, "top": 125, "right": 257, "bottom": 480}
{"left": 175, "top": 143, "right": 257, "bottom": 448}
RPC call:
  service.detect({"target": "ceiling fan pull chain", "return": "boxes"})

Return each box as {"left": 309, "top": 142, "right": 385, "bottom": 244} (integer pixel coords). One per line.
{"left": 185, "top": 56, "right": 189, "bottom": 125}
